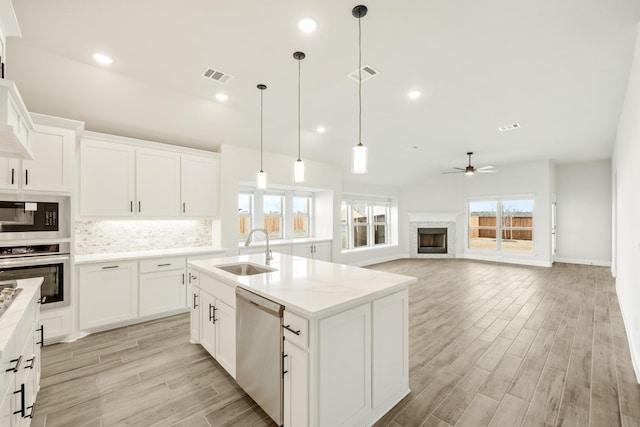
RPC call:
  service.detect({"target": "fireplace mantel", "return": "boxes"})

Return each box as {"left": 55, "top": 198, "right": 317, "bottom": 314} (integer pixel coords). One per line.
{"left": 408, "top": 212, "right": 459, "bottom": 222}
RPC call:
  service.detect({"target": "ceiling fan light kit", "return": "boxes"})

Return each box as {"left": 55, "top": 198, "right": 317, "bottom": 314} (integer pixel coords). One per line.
{"left": 294, "top": 51, "right": 306, "bottom": 183}
{"left": 256, "top": 83, "right": 268, "bottom": 189}
{"left": 443, "top": 152, "right": 497, "bottom": 175}
{"left": 351, "top": 4, "right": 369, "bottom": 174}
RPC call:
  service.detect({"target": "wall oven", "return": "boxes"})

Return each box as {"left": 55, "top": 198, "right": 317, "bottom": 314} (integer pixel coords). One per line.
{"left": 0, "top": 244, "right": 70, "bottom": 309}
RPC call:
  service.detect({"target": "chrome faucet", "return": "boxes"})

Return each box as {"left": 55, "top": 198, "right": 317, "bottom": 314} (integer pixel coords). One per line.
{"left": 244, "top": 228, "right": 273, "bottom": 264}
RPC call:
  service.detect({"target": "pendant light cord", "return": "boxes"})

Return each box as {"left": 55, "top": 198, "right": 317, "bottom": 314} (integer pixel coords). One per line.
{"left": 298, "top": 57, "right": 301, "bottom": 161}
{"left": 358, "top": 14, "right": 362, "bottom": 146}
{"left": 260, "top": 89, "right": 264, "bottom": 172}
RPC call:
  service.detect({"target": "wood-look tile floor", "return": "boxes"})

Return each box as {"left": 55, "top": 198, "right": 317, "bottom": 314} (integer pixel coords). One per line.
{"left": 32, "top": 260, "right": 640, "bottom": 427}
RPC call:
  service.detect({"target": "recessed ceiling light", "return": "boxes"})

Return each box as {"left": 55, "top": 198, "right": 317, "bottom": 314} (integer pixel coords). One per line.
{"left": 215, "top": 93, "right": 228, "bottom": 102}
{"left": 498, "top": 123, "right": 521, "bottom": 132}
{"left": 408, "top": 91, "right": 421, "bottom": 99}
{"left": 298, "top": 18, "right": 317, "bottom": 33}
{"left": 92, "top": 53, "right": 112, "bottom": 65}
{"left": 408, "top": 145, "right": 419, "bottom": 150}
{"left": 316, "top": 126, "right": 326, "bottom": 134}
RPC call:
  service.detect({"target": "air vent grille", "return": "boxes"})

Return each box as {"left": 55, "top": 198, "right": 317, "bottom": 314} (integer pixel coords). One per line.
{"left": 498, "top": 123, "right": 521, "bottom": 132}
{"left": 348, "top": 65, "right": 379, "bottom": 82}
{"left": 202, "top": 67, "right": 233, "bottom": 84}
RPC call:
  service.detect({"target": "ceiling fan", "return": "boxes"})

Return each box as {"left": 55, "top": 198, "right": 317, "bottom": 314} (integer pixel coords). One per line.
{"left": 443, "top": 152, "right": 496, "bottom": 175}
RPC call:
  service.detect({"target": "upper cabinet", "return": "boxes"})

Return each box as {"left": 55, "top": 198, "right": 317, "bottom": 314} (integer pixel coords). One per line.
{"left": 79, "top": 132, "right": 220, "bottom": 219}
{"left": 0, "top": 114, "right": 80, "bottom": 194}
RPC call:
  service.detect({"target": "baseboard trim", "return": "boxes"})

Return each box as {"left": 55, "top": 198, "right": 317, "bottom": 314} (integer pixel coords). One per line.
{"left": 350, "top": 253, "right": 409, "bottom": 267}
{"left": 616, "top": 289, "right": 640, "bottom": 383}
{"left": 463, "top": 253, "right": 552, "bottom": 267}
{"left": 554, "top": 257, "right": 612, "bottom": 267}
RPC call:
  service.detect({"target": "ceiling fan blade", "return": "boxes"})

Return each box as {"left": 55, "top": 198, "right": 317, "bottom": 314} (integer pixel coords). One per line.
{"left": 441, "top": 171, "right": 465, "bottom": 174}
{"left": 453, "top": 167, "right": 465, "bottom": 171}
{"left": 477, "top": 165, "right": 495, "bottom": 171}
{"left": 478, "top": 169, "right": 497, "bottom": 173}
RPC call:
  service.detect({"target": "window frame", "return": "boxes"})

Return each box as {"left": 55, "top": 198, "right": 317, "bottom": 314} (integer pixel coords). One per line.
{"left": 238, "top": 191, "right": 253, "bottom": 242}
{"left": 292, "top": 194, "right": 312, "bottom": 239}
{"left": 342, "top": 197, "right": 392, "bottom": 251}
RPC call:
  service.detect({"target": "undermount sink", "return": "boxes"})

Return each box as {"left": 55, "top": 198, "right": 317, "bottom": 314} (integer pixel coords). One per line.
{"left": 216, "top": 262, "right": 276, "bottom": 276}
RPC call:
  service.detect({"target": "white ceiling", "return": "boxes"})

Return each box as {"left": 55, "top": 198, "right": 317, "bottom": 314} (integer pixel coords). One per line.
{"left": 7, "top": 0, "right": 640, "bottom": 187}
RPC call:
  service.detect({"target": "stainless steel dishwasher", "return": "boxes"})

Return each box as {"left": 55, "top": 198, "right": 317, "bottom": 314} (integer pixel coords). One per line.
{"left": 236, "top": 287, "right": 284, "bottom": 425}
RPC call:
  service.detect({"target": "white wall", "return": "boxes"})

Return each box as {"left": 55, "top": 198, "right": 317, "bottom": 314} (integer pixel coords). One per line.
{"left": 218, "top": 144, "right": 343, "bottom": 260}
{"left": 555, "top": 160, "right": 612, "bottom": 266}
{"left": 612, "top": 27, "right": 640, "bottom": 381}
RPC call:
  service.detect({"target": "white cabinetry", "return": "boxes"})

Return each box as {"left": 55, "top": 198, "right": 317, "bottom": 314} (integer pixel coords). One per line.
{"left": 181, "top": 154, "right": 219, "bottom": 217}
{"left": 0, "top": 121, "right": 76, "bottom": 193}
{"left": 191, "top": 271, "right": 236, "bottom": 378}
{"left": 0, "top": 80, "right": 34, "bottom": 159}
{"left": 79, "top": 132, "right": 220, "bottom": 219}
{"left": 283, "top": 339, "right": 309, "bottom": 427}
{"left": 136, "top": 149, "right": 181, "bottom": 217}
{"left": 188, "top": 268, "right": 200, "bottom": 344}
{"left": 78, "top": 261, "right": 138, "bottom": 330}
{"left": 138, "top": 257, "right": 186, "bottom": 316}
{"left": 292, "top": 241, "right": 332, "bottom": 261}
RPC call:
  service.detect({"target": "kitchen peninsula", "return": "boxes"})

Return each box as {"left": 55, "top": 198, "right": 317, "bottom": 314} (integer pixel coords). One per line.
{"left": 188, "top": 253, "right": 416, "bottom": 427}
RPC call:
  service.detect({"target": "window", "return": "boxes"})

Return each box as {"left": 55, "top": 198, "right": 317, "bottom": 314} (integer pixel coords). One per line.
{"left": 293, "top": 196, "right": 310, "bottom": 238}
{"left": 342, "top": 198, "right": 391, "bottom": 250}
{"left": 238, "top": 193, "right": 252, "bottom": 241}
{"left": 468, "top": 198, "right": 534, "bottom": 252}
{"left": 263, "top": 194, "right": 284, "bottom": 239}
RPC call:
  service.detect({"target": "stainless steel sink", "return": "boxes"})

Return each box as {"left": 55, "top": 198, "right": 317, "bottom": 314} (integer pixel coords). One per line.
{"left": 215, "top": 262, "right": 276, "bottom": 276}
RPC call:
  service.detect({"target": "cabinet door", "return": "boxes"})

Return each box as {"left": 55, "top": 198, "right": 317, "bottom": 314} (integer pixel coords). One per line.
{"left": 318, "top": 303, "right": 371, "bottom": 427}
{"left": 139, "top": 269, "right": 186, "bottom": 317}
{"left": 372, "top": 291, "right": 409, "bottom": 409}
{"left": 0, "top": 157, "right": 19, "bottom": 190}
{"left": 136, "top": 149, "right": 181, "bottom": 217}
{"left": 199, "top": 291, "right": 216, "bottom": 356}
{"left": 80, "top": 138, "right": 135, "bottom": 217}
{"left": 190, "top": 287, "right": 200, "bottom": 344}
{"left": 283, "top": 340, "right": 309, "bottom": 427}
{"left": 292, "top": 244, "right": 313, "bottom": 259}
{"left": 0, "top": 390, "right": 11, "bottom": 427}
{"left": 21, "top": 124, "right": 74, "bottom": 192}
{"left": 313, "top": 242, "right": 332, "bottom": 261}
{"left": 215, "top": 299, "right": 236, "bottom": 378}
{"left": 181, "top": 154, "right": 219, "bottom": 217}
{"left": 78, "top": 261, "right": 138, "bottom": 330}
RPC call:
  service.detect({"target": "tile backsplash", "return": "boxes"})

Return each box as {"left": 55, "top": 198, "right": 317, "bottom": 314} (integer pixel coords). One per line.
{"left": 75, "top": 220, "right": 213, "bottom": 255}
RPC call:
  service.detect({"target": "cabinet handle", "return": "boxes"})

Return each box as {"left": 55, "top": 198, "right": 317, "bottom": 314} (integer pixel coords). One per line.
{"left": 283, "top": 324, "right": 301, "bottom": 336}
{"left": 182, "top": 273, "right": 185, "bottom": 285}
{"left": 25, "top": 357, "right": 35, "bottom": 370}
{"left": 13, "top": 383, "right": 25, "bottom": 418}
{"left": 37, "top": 325, "right": 44, "bottom": 347}
{"left": 193, "top": 293, "right": 198, "bottom": 309}
{"left": 11, "top": 168, "right": 14, "bottom": 185}
{"left": 24, "top": 169, "right": 28, "bottom": 186}
{"left": 130, "top": 201, "right": 133, "bottom": 213}
{"left": 282, "top": 353, "right": 288, "bottom": 378}
{"left": 212, "top": 306, "right": 218, "bottom": 324}
{"left": 157, "top": 263, "right": 171, "bottom": 267}
{"left": 6, "top": 355, "right": 22, "bottom": 372}
{"left": 188, "top": 273, "right": 192, "bottom": 284}
{"left": 26, "top": 405, "right": 34, "bottom": 419}
{"left": 102, "top": 265, "right": 119, "bottom": 269}
{"left": 209, "top": 304, "right": 214, "bottom": 322}
{"left": 138, "top": 201, "right": 141, "bottom": 212}
{"left": 183, "top": 202, "right": 186, "bottom": 213}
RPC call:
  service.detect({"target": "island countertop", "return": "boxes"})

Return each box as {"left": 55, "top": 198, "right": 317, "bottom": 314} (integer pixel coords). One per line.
{"left": 0, "top": 277, "right": 43, "bottom": 358}
{"left": 188, "top": 253, "right": 416, "bottom": 318}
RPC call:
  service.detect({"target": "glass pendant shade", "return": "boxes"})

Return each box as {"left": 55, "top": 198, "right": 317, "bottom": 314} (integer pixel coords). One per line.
{"left": 294, "top": 159, "right": 305, "bottom": 183}
{"left": 351, "top": 144, "right": 368, "bottom": 174}
{"left": 256, "top": 170, "right": 267, "bottom": 189}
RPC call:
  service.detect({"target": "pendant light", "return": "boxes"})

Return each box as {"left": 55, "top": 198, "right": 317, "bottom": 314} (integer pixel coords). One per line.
{"left": 351, "top": 4, "right": 368, "bottom": 174}
{"left": 293, "top": 51, "right": 306, "bottom": 183}
{"left": 256, "top": 84, "right": 268, "bottom": 189}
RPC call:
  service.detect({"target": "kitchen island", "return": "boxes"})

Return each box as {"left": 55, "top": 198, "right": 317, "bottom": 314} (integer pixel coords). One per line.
{"left": 188, "top": 253, "right": 416, "bottom": 427}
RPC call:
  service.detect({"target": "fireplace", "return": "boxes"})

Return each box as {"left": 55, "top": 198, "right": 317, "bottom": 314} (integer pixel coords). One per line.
{"left": 418, "top": 228, "right": 447, "bottom": 254}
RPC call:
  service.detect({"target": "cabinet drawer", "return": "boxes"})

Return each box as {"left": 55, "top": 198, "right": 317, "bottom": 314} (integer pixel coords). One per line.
{"left": 283, "top": 310, "right": 309, "bottom": 349}
{"left": 139, "top": 256, "right": 185, "bottom": 273}
{"left": 200, "top": 273, "right": 235, "bottom": 308}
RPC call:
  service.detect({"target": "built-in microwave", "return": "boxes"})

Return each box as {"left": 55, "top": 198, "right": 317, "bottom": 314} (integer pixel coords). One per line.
{"left": 0, "top": 201, "right": 58, "bottom": 233}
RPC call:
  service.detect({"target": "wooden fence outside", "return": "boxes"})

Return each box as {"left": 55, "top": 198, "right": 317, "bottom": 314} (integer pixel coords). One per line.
{"left": 470, "top": 216, "right": 533, "bottom": 240}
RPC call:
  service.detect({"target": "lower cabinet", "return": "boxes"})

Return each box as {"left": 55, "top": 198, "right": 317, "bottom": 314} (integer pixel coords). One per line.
{"left": 139, "top": 269, "right": 186, "bottom": 316}
{"left": 188, "top": 268, "right": 200, "bottom": 344}
{"left": 193, "top": 272, "right": 236, "bottom": 379}
{"left": 78, "top": 261, "right": 138, "bottom": 330}
{"left": 283, "top": 339, "right": 309, "bottom": 427}
{"left": 291, "top": 241, "right": 332, "bottom": 262}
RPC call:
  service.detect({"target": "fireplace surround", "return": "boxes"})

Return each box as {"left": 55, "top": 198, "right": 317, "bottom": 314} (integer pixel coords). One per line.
{"left": 409, "top": 213, "right": 458, "bottom": 259}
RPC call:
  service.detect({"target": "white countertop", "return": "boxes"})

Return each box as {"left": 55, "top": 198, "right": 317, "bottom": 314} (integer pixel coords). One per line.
{"left": 0, "top": 277, "right": 43, "bottom": 357}
{"left": 238, "top": 237, "right": 332, "bottom": 249}
{"left": 75, "top": 246, "right": 227, "bottom": 264}
{"left": 189, "top": 253, "right": 416, "bottom": 318}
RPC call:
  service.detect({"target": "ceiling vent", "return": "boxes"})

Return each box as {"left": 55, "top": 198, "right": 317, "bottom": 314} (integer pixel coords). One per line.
{"left": 348, "top": 65, "right": 379, "bottom": 82}
{"left": 498, "top": 123, "right": 521, "bottom": 132}
{"left": 201, "top": 67, "right": 233, "bottom": 84}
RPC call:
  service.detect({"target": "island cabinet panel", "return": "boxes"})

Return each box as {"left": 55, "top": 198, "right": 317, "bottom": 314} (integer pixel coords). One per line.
{"left": 283, "top": 338, "right": 309, "bottom": 427}
{"left": 188, "top": 268, "right": 201, "bottom": 344}
{"left": 372, "top": 290, "right": 409, "bottom": 409}
{"left": 318, "top": 303, "right": 372, "bottom": 427}
{"left": 78, "top": 261, "right": 138, "bottom": 330}
{"left": 199, "top": 290, "right": 217, "bottom": 356}
{"left": 215, "top": 299, "right": 236, "bottom": 378}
